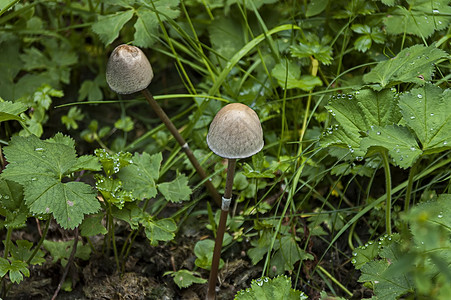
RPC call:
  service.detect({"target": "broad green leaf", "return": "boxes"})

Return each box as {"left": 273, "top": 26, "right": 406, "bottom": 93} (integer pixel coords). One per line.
{"left": 399, "top": 84, "right": 451, "bottom": 153}
{"left": 43, "top": 240, "right": 91, "bottom": 267}
{"left": 360, "top": 125, "right": 422, "bottom": 168}
{"left": 306, "top": 0, "right": 329, "bottom": 17}
{"left": 158, "top": 174, "right": 191, "bottom": 203}
{"left": 363, "top": 44, "right": 448, "bottom": 89}
{"left": 164, "top": 269, "right": 207, "bottom": 289}
{"left": 0, "top": 101, "right": 27, "bottom": 122}
{"left": 235, "top": 275, "right": 308, "bottom": 300}
{"left": 118, "top": 152, "right": 162, "bottom": 200}
{"left": 142, "top": 217, "right": 177, "bottom": 246}
{"left": 360, "top": 259, "right": 412, "bottom": 300}
{"left": 384, "top": 0, "right": 451, "bottom": 38}
{"left": 92, "top": 10, "right": 134, "bottom": 45}
{"left": 270, "top": 236, "right": 313, "bottom": 275}
{"left": 208, "top": 16, "right": 245, "bottom": 61}
{"left": 1, "top": 134, "right": 100, "bottom": 229}
{"left": 352, "top": 234, "right": 399, "bottom": 270}
{"left": 80, "top": 214, "right": 107, "bottom": 237}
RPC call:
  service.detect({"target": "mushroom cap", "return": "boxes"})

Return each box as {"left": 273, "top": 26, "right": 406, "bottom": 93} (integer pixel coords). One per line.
{"left": 106, "top": 44, "right": 154, "bottom": 94}
{"left": 207, "top": 103, "right": 264, "bottom": 159}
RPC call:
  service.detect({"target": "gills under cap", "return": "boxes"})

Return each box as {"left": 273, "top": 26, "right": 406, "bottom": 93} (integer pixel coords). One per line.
{"left": 106, "top": 44, "right": 154, "bottom": 94}
{"left": 207, "top": 103, "right": 264, "bottom": 159}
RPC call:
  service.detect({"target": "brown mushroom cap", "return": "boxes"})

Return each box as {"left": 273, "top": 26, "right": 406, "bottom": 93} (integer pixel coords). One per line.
{"left": 207, "top": 103, "right": 264, "bottom": 159}
{"left": 106, "top": 44, "right": 153, "bottom": 94}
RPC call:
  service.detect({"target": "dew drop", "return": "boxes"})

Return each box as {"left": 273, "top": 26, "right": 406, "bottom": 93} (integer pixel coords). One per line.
{"left": 444, "top": 141, "right": 448, "bottom": 145}
{"left": 430, "top": 113, "right": 434, "bottom": 116}
{"left": 433, "top": 9, "right": 439, "bottom": 13}
{"left": 410, "top": 116, "right": 415, "bottom": 119}
{"left": 376, "top": 131, "right": 381, "bottom": 135}
{"left": 410, "top": 146, "right": 416, "bottom": 151}
{"left": 353, "top": 252, "right": 357, "bottom": 256}
{"left": 417, "top": 94, "right": 423, "bottom": 99}
{"left": 4, "top": 195, "right": 9, "bottom": 200}
{"left": 35, "top": 147, "right": 44, "bottom": 151}
{"left": 355, "top": 91, "right": 360, "bottom": 95}
{"left": 437, "top": 212, "right": 443, "bottom": 218}
{"left": 351, "top": 258, "right": 357, "bottom": 264}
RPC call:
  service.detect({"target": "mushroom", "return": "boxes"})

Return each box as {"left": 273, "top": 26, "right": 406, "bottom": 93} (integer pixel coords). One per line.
{"left": 106, "top": 44, "right": 221, "bottom": 206}
{"left": 205, "top": 103, "right": 263, "bottom": 300}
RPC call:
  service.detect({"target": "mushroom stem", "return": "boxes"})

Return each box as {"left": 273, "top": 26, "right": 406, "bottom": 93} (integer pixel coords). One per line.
{"left": 141, "top": 88, "right": 221, "bottom": 206}
{"left": 206, "top": 158, "right": 236, "bottom": 300}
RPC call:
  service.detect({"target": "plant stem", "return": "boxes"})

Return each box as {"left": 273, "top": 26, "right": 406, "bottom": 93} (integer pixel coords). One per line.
{"left": 404, "top": 160, "right": 419, "bottom": 212}
{"left": 26, "top": 217, "right": 51, "bottom": 265}
{"left": 51, "top": 228, "right": 79, "bottom": 300}
{"left": 141, "top": 88, "right": 222, "bottom": 206}
{"left": 206, "top": 158, "right": 236, "bottom": 300}
{"left": 317, "top": 265, "right": 353, "bottom": 297}
{"left": 381, "top": 150, "right": 392, "bottom": 235}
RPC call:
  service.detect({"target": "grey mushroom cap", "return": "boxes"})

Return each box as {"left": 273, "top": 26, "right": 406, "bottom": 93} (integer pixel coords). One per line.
{"left": 106, "top": 44, "right": 154, "bottom": 94}
{"left": 207, "top": 103, "right": 264, "bottom": 159}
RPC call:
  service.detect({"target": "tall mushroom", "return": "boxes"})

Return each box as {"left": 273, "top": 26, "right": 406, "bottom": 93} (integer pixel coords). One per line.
{"left": 205, "top": 103, "right": 264, "bottom": 300}
{"left": 106, "top": 44, "right": 221, "bottom": 206}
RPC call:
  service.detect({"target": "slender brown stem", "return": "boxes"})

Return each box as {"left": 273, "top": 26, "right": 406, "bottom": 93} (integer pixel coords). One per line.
{"left": 141, "top": 89, "right": 221, "bottom": 206}
{"left": 206, "top": 158, "right": 236, "bottom": 300}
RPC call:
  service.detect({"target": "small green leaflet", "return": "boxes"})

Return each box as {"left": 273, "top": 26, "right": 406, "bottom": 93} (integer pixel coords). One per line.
{"left": 164, "top": 269, "right": 207, "bottom": 289}
{"left": 363, "top": 44, "right": 448, "bottom": 89}
{"left": 384, "top": 0, "right": 451, "bottom": 38}
{"left": 0, "top": 178, "right": 28, "bottom": 229}
{"left": 92, "top": 10, "right": 134, "bottom": 45}
{"left": 271, "top": 59, "right": 322, "bottom": 91}
{"left": 9, "top": 240, "right": 45, "bottom": 266}
{"left": 194, "top": 239, "right": 222, "bottom": 270}
{"left": 1, "top": 134, "right": 100, "bottom": 229}
{"left": 92, "top": 0, "right": 180, "bottom": 47}
{"left": 305, "top": 0, "right": 329, "bottom": 17}
{"left": 0, "top": 101, "right": 27, "bottom": 122}
{"left": 234, "top": 275, "right": 308, "bottom": 300}
{"left": 399, "top": 84, "right": 451, "bottom": 153}
{"left": 0, "top": 258, "right": 29, "bottom": 284}
{"left": 270, "top": 236, "right": 313, "bottom": 276}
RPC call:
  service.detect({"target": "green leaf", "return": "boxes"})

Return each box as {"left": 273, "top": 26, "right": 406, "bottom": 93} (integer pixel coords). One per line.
{"left": 95, "top": 149, "right": 132, "bottom": 177}
{"left": 80, "top": 214, "right": 107, "bottom": 237}
{"left": 306, "top": 0, "right": 329, "bottom": 17}
{"left": 142, "top": 217, "right": 177, "bottom": 246}
{"left": 164, "top": 269, "right": 207, "bottom": 289}
{"left": 270, "top": 236, "right": 313, "bottom": 274}
{"left": 43, "top": 240, "right": 91, "bottom": 267}
{"left": 6, "top": 259, "right": 29, "bottom": 284}
{"left": 194, "top": 239, "right": 223, "bottom": 270}
{"left": 1, "top": 134, "right": 100, "bottom": 229}
{"left": 0, "top": 178, "right": 28, "bottom": 229}
{"left": 208, "top": 16, "right": 245, "bottom": 62}
{"left": 118, "top": 152, "right": 162, "bottom": 200}
{"left": 351, "top": 234, "right": 399, "bottom": 269}
{"left": 360, "top": 125, "right": 422, "bottom": 168}
{"left": 272, "top": 60, "right": 322, "bottom": 91}
{"left": 290, "top": 40, "right": 333, "bottom": 65}
{"left": 92, "top": 10, "right": 134, "bottom": 45}
{"left": 363, "top": 44, "right": 448, "bottom": 89}
{"left": 384, "top": 0, "right": 451, "bottom": 38}
{"left": 78, "top": 78, "right": 103, "bottom": 101}
{"left": 399, "top": 84, "right": 451, "bottom": 153}
{"left": 61, "top": 107, "right": 84, "bottom": 130}
{"left": 0, "top": 101, "right": 27, "bottom": 122}
{"left": 134, "top": 0, "right": 181, "bottom": 48}
{"left": 158, "top": 175, "right": 192, "bottom": 203}
{"left": 9, "top": 240, "right": 45, "bottom": 266}
{"left": 234, "top": 275, "right": 308, "bottom": 300}
{"left": 114, "top": 116, "right": 134, "bottom": 132}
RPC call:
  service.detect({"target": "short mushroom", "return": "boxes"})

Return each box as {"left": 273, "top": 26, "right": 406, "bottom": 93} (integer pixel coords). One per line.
{"left": 106, "top": 44, "right": 221, "bottom": 206}
{"left": 205, "top": 103, "right": 264, "bottom": 300}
